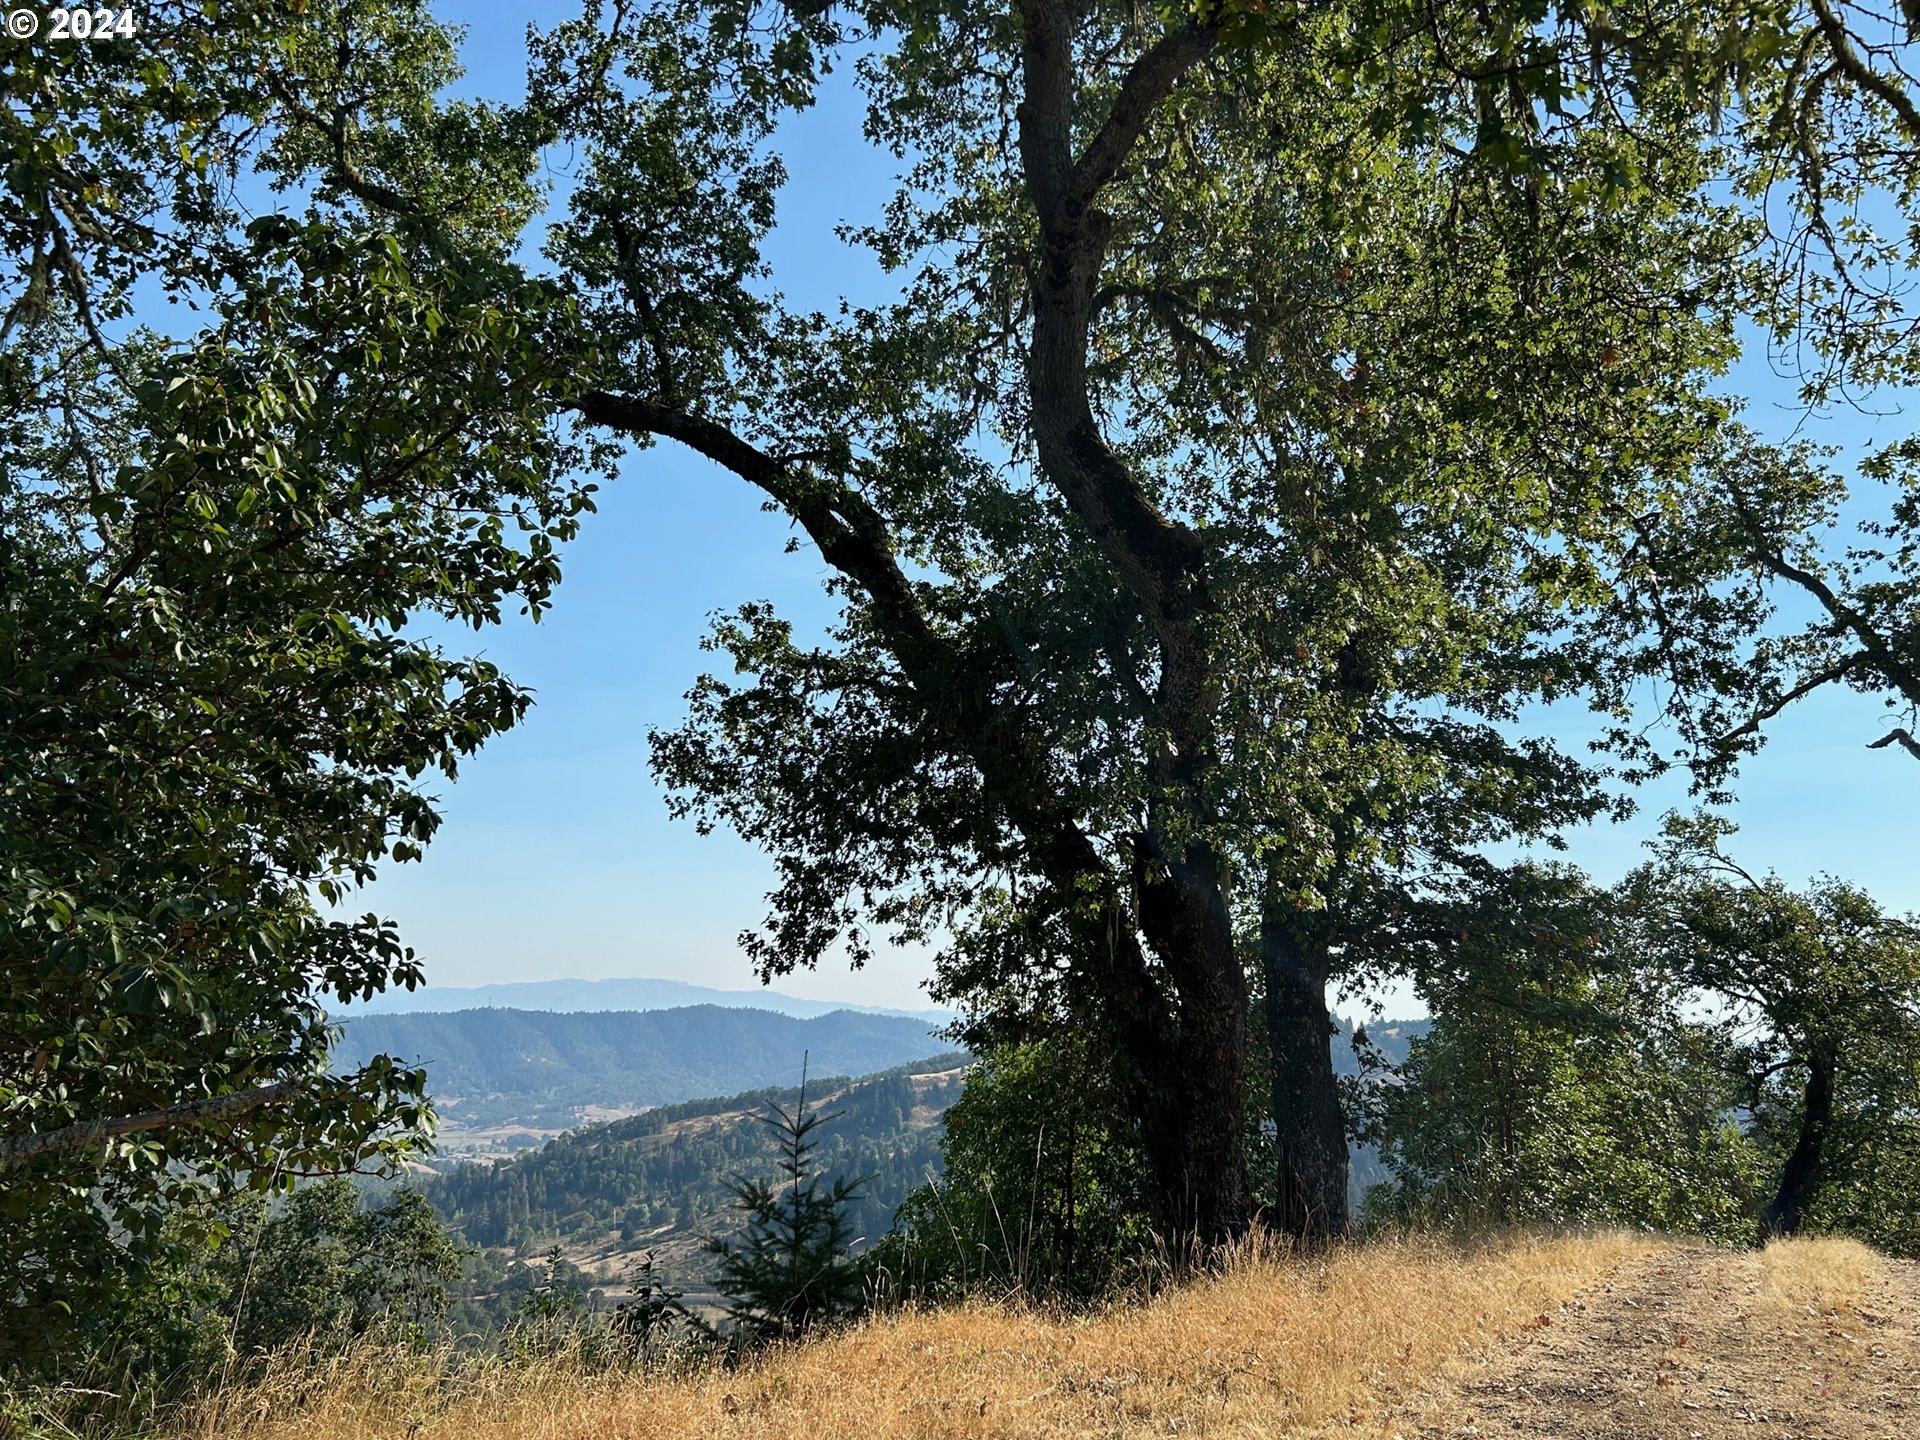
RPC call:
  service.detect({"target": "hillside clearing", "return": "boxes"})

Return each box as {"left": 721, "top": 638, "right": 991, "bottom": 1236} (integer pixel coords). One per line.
{"left": 186, "top": 1234, "right": 1920, "bottom": 1440}
{"left": 189, "top": 1232, "right": 1631, "bottom": 1439}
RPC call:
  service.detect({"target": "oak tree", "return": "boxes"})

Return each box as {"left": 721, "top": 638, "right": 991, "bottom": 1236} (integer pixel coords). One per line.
{"left": 544, "top": 0, "right": 1793, "bottom": 1240}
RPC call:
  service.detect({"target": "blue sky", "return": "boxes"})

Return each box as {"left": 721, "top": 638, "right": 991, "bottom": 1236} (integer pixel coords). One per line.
{"left": 353, "top": 7, "right": 1920, "bottom": 1016}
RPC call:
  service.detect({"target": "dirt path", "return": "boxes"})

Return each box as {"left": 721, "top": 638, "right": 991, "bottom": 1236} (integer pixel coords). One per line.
{"left": 1375, "top": 1244, "right": 1920, "bottom": 1439}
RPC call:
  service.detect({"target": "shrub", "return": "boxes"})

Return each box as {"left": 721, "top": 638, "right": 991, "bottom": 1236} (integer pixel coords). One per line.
{"left": 877, "top": 1037, "right": 1153, "bottom": 1302}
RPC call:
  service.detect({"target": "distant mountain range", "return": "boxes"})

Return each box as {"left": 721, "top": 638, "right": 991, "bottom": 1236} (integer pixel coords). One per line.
{"left": 332, "top": 990, "right": 1424, "bottom": 1136}
{"left": 334, "top": 1004, "right": 956, "bottom": 1132}
{"left": 342, "top": 975, "right": 949, "bottom": 1023}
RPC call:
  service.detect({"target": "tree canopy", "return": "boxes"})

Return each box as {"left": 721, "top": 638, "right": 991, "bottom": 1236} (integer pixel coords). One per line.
{"left": 587, "top": 0, "right": 1808, "bottom": 1237}
{"left": 2, "top": 2, "right": 591, "bottom": 1364}
{"left": 9, "top": 0, "right": 1920, "bottom": 1379}
{"left": 1631, "top": 824, "right": 1920, "bottom": 1241}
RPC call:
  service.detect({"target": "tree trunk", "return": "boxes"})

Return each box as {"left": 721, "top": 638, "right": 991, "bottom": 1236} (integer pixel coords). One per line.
{"left": 1762, "top": 1044, "right": 1836, "bottom": 1240}
{"left": 1006, "top": 0, "right": 1247, "bottom": 1250}
{"left": 1146, "top": 970, "right": 1254, "bottom": 1249}
{"left": 1123, "top": 1036, "right": 1252, "bottom": 1248}
{"left": 1259, "top": 905, "right": 1349, "bottom": 1242}
{"left": 1104, "top": 851, "right": 1254, "bottom": 1250}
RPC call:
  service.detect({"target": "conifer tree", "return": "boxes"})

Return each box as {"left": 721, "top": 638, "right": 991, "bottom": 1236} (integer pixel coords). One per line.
{"left": 706, "top": 1066, "right": 869, "bottom": 1341}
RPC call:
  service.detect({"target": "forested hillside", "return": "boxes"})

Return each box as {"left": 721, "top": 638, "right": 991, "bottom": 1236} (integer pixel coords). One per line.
{"left": 333, "top": 1006, "right": 952, "bottom": 1130}
{"left": 420, "top": 1056, "right": 970, "bottom": 1266}
{"left": 412, "top": 1018, "right": 1416, "bottom": 1260}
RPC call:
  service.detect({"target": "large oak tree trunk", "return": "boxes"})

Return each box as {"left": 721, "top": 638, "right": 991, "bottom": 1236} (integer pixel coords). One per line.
{"left": 1009, "top": 0, "right": 1251, "bottom": 1248}
{"left": 1763, "top": 1043, "right": 1836, "bottom": 1239}
{"left": 1259, "top": 907, "right": 1349, "bottom": 1241}
{"left": 1124, "top": 936, "right": 1253, "bottom": 1248}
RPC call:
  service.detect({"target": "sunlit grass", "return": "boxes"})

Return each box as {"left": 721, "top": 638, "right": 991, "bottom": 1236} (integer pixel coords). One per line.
{"left": 183, "top": 1230, "right": 1655, "bottom": 1440}
{"left": 1757, "top": 1233, "right": 1878, "bottom": 1317}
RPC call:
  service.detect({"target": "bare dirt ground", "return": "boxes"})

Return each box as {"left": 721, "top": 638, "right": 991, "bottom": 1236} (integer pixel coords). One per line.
{"left": 1372, "top": 1243, "right": 1920, "bottom": 1440}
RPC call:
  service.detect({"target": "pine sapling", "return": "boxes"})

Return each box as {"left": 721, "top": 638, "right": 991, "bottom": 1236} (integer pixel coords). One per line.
{"left": 706, "top": 1062, "right": 870, "bottom": 1341}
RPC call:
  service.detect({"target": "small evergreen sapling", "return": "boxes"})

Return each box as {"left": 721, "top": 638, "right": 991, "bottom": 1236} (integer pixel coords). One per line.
{"left": 706, "top": 1065, "right": 870, "bottom": 1341}
{"left": 610, "top": 1249, "right": 710, "bottom": 1364}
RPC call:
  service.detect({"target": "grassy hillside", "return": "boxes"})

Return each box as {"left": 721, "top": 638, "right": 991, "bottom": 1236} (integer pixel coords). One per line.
{"left": 333, "top": 1005, "right": 954, "bottom": 1132}
{"left": 189, "top": 1231, "right": 1664, "bottom": 1440}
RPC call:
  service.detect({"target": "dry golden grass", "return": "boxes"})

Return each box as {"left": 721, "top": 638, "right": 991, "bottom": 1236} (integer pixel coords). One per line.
{"left": 186, "top": 1230, "right": 1655, "bottom": 1440}
{"left": 1756, "top": 1233, "right": 1879, "bottom": 1317}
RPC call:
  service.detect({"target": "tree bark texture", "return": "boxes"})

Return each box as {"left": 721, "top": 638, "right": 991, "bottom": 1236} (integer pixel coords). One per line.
{"left": 1120, "top": 929, "right": 1254, "bottom": 1247}
{"left": 1260, "top": 907, "right": 1350, "bottom": 1241}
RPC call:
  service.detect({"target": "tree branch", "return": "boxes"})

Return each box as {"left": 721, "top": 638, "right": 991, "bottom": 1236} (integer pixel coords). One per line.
{"left": 568, "top": 391, "right": 938, "bottom": 659}
{"left": 1014, "top": 1, "right": 1215, "bottom": 656}
{"left": 1869, "top": 726, "right": 1920, "bottom": 760}
{"left": 1070, "top": 22, "right": 1219, "bottom": 211}
{"left": 566, "top": 392, "right": 1144, "bottom": 967}
{"left": 266, "top": 77, "right": 423, "bottom": 220}
{"left": 1808, "top": 0, "right": 1920, "bottom": 146}
{"left": 1011, "top": 0, "right": 1239, "bottom": 1001}
{"left": 0, "top": 1082, "right": 299, "bottom": 1171}
{"left": 1725, "top": 485, "right": 1920, "bottom": 726}
{"left": 1711, "top": 654, "right": 1864, "bottom": 753}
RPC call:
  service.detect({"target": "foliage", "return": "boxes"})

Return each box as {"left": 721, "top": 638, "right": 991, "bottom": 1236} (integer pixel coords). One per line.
{"left": 1801, "top": 1103, "right": 1920, "bottom": 1258}
{"left": 1363, "top": 867, "right": 1765, "bottom": 1241}
{"left": 705, "top": 1071, "right": 872, "bottom": 1341}
{"left": 1737, "top": 6, "right": 1920, "bottom": 761}
{"left": 1630, "top": 826, "right": 1920, "bottom": 1243}
{"left": 583, "top": 0, "right": 1813, "bottom": 1245}
{"left": 1367, "top": 986, "right": 1764, "bottom": 1241}
{"left": 0, "top": 1203, "right": 232, "bottom": 1430}
{"left": 513, "top": 1247, "right": 598, "bottom": 1327}
{"left": 452, "top": 1244, "right": 714, "bottom": 1372}
{"left": 0, "top": 1178, "right": 464, "bottom": 1434}
{"left": 1369, "top": 851, "right": 1920, "bottom": 1253}
{"left": 607, "top": 1251, "right": 711, "bottom": 1367}
{"left": 9, "top": 2, "right": 1920, "bottom": 1390}
{"left": 210, "top": 1178, "right": 465, "bottom": 1362}
{"left": 879, "top": 1039, "right": 1155, "bottom": 1301}
{"left": 1554, "top": 1, "right": 1920, "bottom": 765}
{"left": 1, "top": 0, "right": 593, "bottom": 1367}
{"left": 489, "top": 1246, "right": 613, "bottom": 1363}
{"left": 513, "top": 0, "right": 1920, "bottom": 1253}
